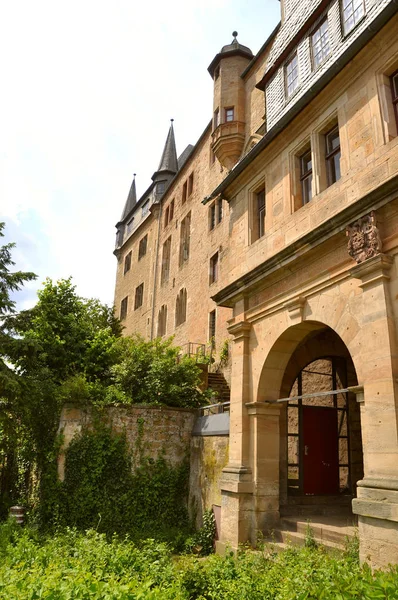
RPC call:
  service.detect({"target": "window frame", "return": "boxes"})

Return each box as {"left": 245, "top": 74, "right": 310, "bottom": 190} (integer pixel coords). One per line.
{"left": 157, "top": 305, "right": 167, "bottom": 337}
{"left": 209, "top": 310, "right": 216, "bottom": 348}
{"left": 161, "top": 236, "right": 172, "bottom": 285}
{"left": 179, "top": 212, "right": 191, "bottom": 267}
{"left": 341, "top": 0, "right": 366, "bottom": 36}
{"left": 209, "top": 252, "right": 219, "bottom": 285}
{"left": 182, "top": 181, "right": 187, "bottom": 204}
{"left": 256, "top": 188, "right": 266, "bottom": 240}
{"left": 311, "top": 18, "right": 330, "bottom": 70}
{"left": 213, "top": 108, "right": 220, "bottom": 130}
{"left": 138, "top": 235, "right": 148, "bottom": 260}
{"left": 391, "top": 70, "right": 398, "bottom": 132}
{"left": 126, "top": 217, "right": 134, "bottom": 234}
{"left": 120, "top": 296, "right": 128, "bottom": 320}
{"left": 285, "top": 53, "right": 299, "bottom": 98}
{"left": 188, "top": 173, "right": 194, "bottom": 196}
{"left": 225, "top": 107, "right": 234, "bottom": 123}
{"left": 175, "top": 288, "right": 187, "bottom": 327}
{"left": 134, "top": 283, "right": 144, "bottom": 310}
{"left": 325, "top": 125, "right": 341, "bottom": 187}
{"left": 123, "top": 250, "right": 132, "bottom": 274}
{"left": 300, "top": 149, "right": 313, "bottom": 205}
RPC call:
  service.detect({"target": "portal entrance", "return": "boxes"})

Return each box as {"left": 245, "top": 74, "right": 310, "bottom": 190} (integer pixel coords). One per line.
{"left": 286, "top": 357, "right": 357, "bottom": 498}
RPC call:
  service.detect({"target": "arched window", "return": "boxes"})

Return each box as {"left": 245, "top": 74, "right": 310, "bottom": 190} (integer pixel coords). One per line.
{"left": 175, "top": 288, "right": 187, "bottom": 327}
{"left": 157, "top": 305, "right": 167, "bottom": 337}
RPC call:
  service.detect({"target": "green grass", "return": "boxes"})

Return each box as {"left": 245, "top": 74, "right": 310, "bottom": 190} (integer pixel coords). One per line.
{"left": 1, "top": 522, "right": 398, "bottom": 599}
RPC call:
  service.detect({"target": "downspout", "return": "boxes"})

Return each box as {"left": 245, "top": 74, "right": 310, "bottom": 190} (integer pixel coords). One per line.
{"left": 150, "top": 201, "right": 162, "bottom": 340}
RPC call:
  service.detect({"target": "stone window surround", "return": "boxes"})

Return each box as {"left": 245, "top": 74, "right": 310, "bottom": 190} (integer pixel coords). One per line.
{"left": 376, "top": 58, "right": 398, "bottom": 144}
{"left": 138, "top": 234, "right": 148, "bottom": 261}
{"left": 120, "top": 296, "right": 128, "bottom": 321}
{"left": 134, "top": 283, "right": 144, "bottom": 311}
{"left": 248, "top": 174, "right": 267, "bottom": 245}
{"left": 157, "top": 304, "right": 167, "bottom": 337}
{"left": 289, "top": 109, "right": 342, "bottom": 212}
{"left": 209, "top": 198, "right": 223, "bottom": 231}
{"left": 123, "top": 250, "right": 132, "bottom": 274}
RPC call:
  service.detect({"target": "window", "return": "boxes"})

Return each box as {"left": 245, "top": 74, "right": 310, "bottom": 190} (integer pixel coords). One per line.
{"left": 124, "top": 251, "right": 132, "bottom": 274}
{"left": 285, "top": 53, "right": 299, "bottom": 97}
{"left": 217, "top": 198, "right": 223, "bottom": 224}
{"left": 169, "top": 199, "right": 175, "bottom": 221}
{"left": 209, "top": 310, "right": 216, "bottom": 347}
{"left": 209, "top": 203, "right": 216, "bottom": 231}
{"left": 341, "top": 0, "right": 365, "bottom": 36}
{"left": 214, "top": 66, "right": 220, "bottom": 80}
{"left": 120, "top": 296, "right": 128, "bottom": 320}
{"left": 300, "top": 149, "right": 313, "bottom": 204}
{"left": 179, "top": 212, "right": 191, "bottom": 267}
{"left": 214, "top": 108, "right": 220, "bottom": 130}
{"left": 209, "top": 252, "right": 219, "bottom": 285}
{"left": 312, "top": 19, "right": 330, "bottom": 69}
{"left": 188, "top": 173, "right": 194, "bottom": 196}
{"left": 126, "top": 217, "right": 134, "bottom": 234}
{"left": 182, "top": 181, "right": 187, "bottom": 204}
{"left": 157, "top": 305, "right": 167, "bottom": 337}
{"left": 134, "top": 283, "right": 144, "bottom": 310}
{"left": 142, "top": 200, "right": 150, "bottom": 217}
{"left": 138, "top": 234, "right": 148, "bottom": 260}
{"left": 175, "top": 288, "right": 187, "bottom": 327}
{"left": 157, "top": 181, "right": 165, "bottom": 195}
{"left": 325, "top": 126, "right": 341, "bottom": 186}
{"left": 164, "top": 206, "right": 170, "bottom": 228}
{"left": 209, "top": 198, "right": 223, "bottom": 231}
{"left": 225, "top": 107, "right": 234, "bottom": 122}
{"left": 256, "top": 189, "right": 266, "bottom": 239}
{"left": 392, "top": 70, "right": 398, "bottom": 131}
{"left": 161, "top": 237, "right": 172, "bottom": 284}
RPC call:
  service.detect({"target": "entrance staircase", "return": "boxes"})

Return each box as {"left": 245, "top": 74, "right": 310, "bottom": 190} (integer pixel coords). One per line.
{"left": 207, "top": 372, "right": 231, "bottom": 403}
{"left": 267, "top": 515, "right": 357, "bottom": 553}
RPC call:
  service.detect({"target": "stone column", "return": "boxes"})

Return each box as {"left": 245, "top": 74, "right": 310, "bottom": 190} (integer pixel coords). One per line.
{"left": 216, "top": 314, "right": 253, "bottom": 553}
{"left": 246, "top": 402, "right": 282, "bottom": 543}
{"left": 350, "top": 254, "right": 398, "bottom": 568}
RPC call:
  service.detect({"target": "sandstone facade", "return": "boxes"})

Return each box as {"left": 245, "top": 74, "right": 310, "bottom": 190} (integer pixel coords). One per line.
{"left": 114, "top": 0, "right": 398, "bottom": 568}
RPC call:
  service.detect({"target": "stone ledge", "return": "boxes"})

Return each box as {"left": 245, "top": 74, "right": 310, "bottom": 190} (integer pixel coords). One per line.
{"left": 353, "top": 498, "right": 398, "bottom": 523}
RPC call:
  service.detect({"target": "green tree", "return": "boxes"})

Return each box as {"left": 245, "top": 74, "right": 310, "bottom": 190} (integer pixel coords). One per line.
{"left": 109, "top": 335, "right": 205, "bottom": 408}
{"left": 0, "top": 222, "right": 37, "bottom": 516}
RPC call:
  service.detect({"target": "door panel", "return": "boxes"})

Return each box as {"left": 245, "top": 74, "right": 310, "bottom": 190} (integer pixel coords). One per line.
{"left": 303, "top": 406, "right": 339, "bottom": 495}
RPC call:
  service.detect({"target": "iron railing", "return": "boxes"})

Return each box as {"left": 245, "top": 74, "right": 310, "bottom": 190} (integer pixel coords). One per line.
{"left": 198, "top": 401, "right": 230, "bottom": 417}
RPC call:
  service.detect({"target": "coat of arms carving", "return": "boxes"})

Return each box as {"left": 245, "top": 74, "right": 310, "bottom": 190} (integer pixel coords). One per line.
{"left": 346, "top": 211, "right": 382, "bottom": 264}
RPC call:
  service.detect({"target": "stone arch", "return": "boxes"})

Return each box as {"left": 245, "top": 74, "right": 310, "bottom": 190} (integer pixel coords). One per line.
{"left": 257, "top": 320, "right": 360, "bottom": 403}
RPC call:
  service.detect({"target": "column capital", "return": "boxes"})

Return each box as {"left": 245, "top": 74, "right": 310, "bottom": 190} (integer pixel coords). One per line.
{"left": 245, "top": 401, "right": 282, "bottom": 416}
{"left": 227, "top": 320, "right": 251, "bottom": 341}
{"left": 350, "top": 253, "right": 393, "bottom": 289}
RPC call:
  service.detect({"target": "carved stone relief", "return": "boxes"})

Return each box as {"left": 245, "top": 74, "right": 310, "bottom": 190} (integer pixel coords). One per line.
{"left": 346, "top": 211, "right": 382, "bottom": 264}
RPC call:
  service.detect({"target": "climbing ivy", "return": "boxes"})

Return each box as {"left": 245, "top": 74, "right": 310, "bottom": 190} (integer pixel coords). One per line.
{"left": 54, "top": 424, "right": 191, "bottom": 544}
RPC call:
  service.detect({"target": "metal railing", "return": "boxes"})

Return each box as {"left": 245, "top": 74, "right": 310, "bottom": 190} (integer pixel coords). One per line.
{"left": 198, "top": 401, "right": 230, "bottom": 417}
{"left": 179, "top": 342, "right": 213, "bottom": 363}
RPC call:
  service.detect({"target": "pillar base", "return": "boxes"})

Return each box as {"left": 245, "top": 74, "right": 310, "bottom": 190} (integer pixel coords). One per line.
{"left": 353, "top": 478, "right": 398, "bottom": 568}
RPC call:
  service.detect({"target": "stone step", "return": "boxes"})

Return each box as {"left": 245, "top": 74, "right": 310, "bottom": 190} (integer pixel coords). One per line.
{"left": 280, "top": 516, "right": 356, "bottom": 546}
{"left": 267, "top": 531, "right": 347, "bottom": 553}
{"left": 281, "top": 504, "right": 352, "bottom": 517}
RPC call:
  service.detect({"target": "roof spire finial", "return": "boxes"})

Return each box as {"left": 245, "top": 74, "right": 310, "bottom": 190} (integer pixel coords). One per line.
{"left": 232, "top": 31, "right": 238, "bottom": 43}
{"left": 156, "top": 120, "right": 178, "bottom": 174}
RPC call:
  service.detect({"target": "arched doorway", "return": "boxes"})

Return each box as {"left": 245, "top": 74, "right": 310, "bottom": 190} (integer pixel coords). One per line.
{"left": 277, "top": 327, "right": 364, "bottom": 514}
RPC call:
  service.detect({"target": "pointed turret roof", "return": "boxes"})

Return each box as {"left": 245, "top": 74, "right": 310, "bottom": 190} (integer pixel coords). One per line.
{"left": 208, "top": 31, "right": 253, "bottom": 77}
{"left": 156, "top": 120, "right": 178, "bottom": 175}
{"left": 121, "top": 173, "right": 137, "bottom": 221}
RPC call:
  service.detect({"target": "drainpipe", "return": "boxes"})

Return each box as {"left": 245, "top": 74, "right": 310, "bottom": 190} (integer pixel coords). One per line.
{"left": 150, "top": 201, "right": 162, "bottom": 340}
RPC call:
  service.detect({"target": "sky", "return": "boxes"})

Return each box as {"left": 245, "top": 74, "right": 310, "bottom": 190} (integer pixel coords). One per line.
{"left": 0, "top": 0, "right": 281, "bottom": 310}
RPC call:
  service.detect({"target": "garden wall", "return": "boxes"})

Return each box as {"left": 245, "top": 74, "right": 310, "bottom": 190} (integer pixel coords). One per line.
{"left": 57, "top": 404, "right": 196, "bottom": 481}
{"left": 57, "top": 404, "right": 230, "bottom": 530}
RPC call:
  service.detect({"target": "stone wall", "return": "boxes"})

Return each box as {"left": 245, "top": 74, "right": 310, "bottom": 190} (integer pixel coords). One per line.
{"left": 57, "top": 404, "right": 196, "bottom": 481}
{"left": 189, "top": 435, "right": 229, "bottom": 528}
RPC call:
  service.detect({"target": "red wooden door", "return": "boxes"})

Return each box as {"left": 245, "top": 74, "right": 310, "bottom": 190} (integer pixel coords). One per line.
{"left": 302, "top": 406, "right": 339, "bottom": 495}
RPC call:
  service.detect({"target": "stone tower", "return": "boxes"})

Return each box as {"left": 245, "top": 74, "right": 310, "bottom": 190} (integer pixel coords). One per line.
{"left": 208, "top": 32, "right": 253, "bottom": 171}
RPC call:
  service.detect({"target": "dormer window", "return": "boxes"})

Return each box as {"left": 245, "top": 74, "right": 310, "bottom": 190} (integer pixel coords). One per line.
{"left": 341, "top": 0, "right": 365, "bottom": 36}
{"left": 225, "top": 107, "right": 234, "bottom": 122}
{"left": 142, "top": 200, "right": 150, "bottom": 217}
{"left": 312, "top": 19, "right": 330, "bottom": 70}
{"left": 285, "top": 53, "right": 299, "bottom": 98}
{"left": 157, "top": 181, "right": 165, "bottom": 195}
{"left": 126, "top": 217, "right": 134, "bottom": 234}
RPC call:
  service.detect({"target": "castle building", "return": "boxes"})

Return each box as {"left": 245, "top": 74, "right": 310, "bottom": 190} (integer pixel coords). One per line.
{"left": 114, "top": 0, "right": 398, "bottom": 567}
